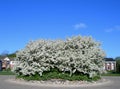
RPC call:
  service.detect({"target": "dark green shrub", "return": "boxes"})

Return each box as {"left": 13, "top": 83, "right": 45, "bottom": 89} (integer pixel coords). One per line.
{"left": 16, "top": 68, "right": 100, "bottom": 81}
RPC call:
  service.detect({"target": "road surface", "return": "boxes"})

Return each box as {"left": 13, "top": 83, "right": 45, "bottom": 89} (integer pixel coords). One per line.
{"left": 0, "top": 75, "right": 120, "bottom": 89}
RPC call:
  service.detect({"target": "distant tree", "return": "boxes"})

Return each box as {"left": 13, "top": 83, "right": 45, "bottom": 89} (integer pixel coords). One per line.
{"left": 116, "top": 57, "right": 120, "bottom": 60}
{"left": 8, "top": 53, "right": 16, "bottom": 58}
{"left": 115, "top": 57, "right": 120, "bottom": 73}
{"left": 0, "top": 51, "right": 16, "bottom": 58}
{"left": 1, "top": 50, "right": 9, "bottom": 57}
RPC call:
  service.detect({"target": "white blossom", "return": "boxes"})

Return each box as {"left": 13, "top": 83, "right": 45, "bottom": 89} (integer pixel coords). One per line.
{"left": 12, "top": 35, "right": 106, "bottom": 78}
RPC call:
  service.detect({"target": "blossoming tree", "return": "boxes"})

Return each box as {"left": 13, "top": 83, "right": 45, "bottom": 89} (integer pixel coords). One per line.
{"left": 13, "top": 36, "right": 105, "bottom": 78}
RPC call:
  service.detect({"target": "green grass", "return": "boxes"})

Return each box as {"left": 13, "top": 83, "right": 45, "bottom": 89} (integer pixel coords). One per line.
{"left": 102, "top": 73, "right": 120, "bottom": 76}
{"left": 0, "top": 70, "right": 15, "bottom": 75}
{"left": 102, "top": 70, "right": 120, "bottom": 76}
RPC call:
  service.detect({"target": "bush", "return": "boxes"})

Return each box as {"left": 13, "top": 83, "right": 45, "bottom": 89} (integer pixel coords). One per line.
{"left": 16, "top": 68, "right": 100, "bottom": 81}
{"left": 12, "top": 35, "right": 105, "bottom": 79}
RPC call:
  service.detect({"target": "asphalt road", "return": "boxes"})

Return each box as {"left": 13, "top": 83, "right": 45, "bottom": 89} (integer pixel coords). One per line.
{"left": 0, "top": 75, "right": 120, "bottom": 89}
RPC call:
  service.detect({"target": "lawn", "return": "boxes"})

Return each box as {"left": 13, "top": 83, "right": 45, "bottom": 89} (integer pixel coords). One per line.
{"left": 0, "top": 70, "right": 15, "bottom": 75}
{"left": 100, "top": 70, "right": 120, "bottom": 76}
{"left": 102, "top": 73, "right": 120, "bottom": 76}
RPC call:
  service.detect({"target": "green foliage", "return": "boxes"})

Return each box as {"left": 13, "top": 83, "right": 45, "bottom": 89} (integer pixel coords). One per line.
{"left": 7, "top": 53, "right": 16, "bottom": 58}
{"left": 115, "top": 57, "right": 120, "bottom": 60}
{"left": 116, "top": 57, "right": 120, "bottom": 73}
{"left": 107, "top": 70, "right": 116, "bottom": 74}
{"left": 16, "top": 68, "right": 100, "bottom": 81}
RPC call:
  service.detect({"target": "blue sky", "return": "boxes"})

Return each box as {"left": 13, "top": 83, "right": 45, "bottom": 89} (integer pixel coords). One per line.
{"left": 0, "top": 0, "right": 120, "bottom": 58}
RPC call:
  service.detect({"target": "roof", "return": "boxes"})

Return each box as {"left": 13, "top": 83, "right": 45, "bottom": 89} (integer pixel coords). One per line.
{"left": 0, "top": 56, "right": 15, "bottom": 61}
{"left": 4, "top": 57, "right": 10, "bottom": 61}
{"left": 105, "top": 58, "right": 115, "bottom": 61}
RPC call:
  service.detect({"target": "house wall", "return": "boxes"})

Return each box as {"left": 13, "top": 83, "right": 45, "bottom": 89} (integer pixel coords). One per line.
{"left": 104, "top": 61, "right": 116, "bottom": 71}
{"left": 10, "top": 61, "right": 19, "bottom": 69}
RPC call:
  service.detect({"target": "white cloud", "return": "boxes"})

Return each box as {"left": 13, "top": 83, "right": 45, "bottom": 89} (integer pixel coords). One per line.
{"left": 105, "top": 25, "right": 120, "bottom": 32}
{"left": 115, "top": 25, "right": 120, "bottom": 31}
{"left": 105, "top": 28, "right": 114, "bottom": 32}
{"left": 73, "top": 23, "right": 87, "bottom": 29}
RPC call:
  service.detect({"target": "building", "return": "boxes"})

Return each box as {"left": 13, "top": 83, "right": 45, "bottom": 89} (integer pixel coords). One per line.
{"left": 0, "top": 56, "right": 16, "bottom": 69}
{"left": 0, "top": 57, "right": 10, "bottom": 69}
{"left": 104, "top": 58, "right": 116, "bottom": 71}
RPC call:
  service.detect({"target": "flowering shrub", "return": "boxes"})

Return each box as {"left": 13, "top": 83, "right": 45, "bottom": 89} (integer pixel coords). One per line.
{"left": 12, "top": 36, "right": 105, "bottom": 78}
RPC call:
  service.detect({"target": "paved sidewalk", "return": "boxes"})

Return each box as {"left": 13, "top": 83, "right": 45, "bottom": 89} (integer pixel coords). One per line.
{"left": 0, "top": 75, "right": 120, "bottom": 89}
